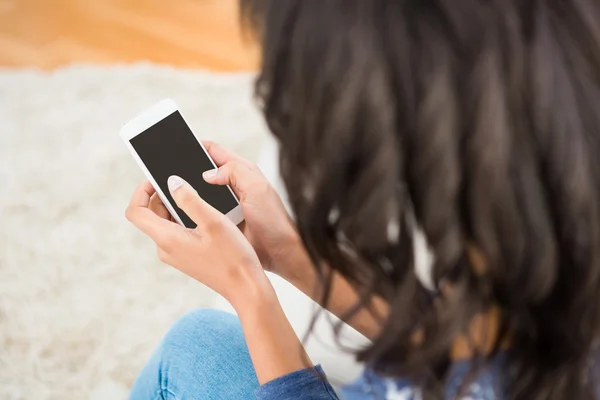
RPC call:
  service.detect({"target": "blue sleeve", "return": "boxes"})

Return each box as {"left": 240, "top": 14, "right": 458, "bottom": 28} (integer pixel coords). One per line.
{"left": 255, "top": 365, "right": 339, "bottom": 400}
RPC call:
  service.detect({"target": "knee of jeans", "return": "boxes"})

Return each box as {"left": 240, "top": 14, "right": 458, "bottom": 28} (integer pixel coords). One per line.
{"left": 137, "top": 309, "right": 257, "bottom": 398}
{"left": 158, "top": 308, "right": 244, "bottom": 364}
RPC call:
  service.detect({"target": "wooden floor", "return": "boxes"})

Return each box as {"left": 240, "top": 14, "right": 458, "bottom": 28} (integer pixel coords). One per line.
{"left": 0, "top": 0, "right": 258, "bottom": 71}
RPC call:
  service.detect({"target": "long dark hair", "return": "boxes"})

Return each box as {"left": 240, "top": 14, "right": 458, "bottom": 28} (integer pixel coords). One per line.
{"left": 241, "top": 1, "right": 600, "bottom": 398}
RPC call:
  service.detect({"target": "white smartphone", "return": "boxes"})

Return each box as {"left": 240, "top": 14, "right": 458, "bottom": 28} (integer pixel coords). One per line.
{"left": 120, "top": 98, "right": 244, "bottom": 228}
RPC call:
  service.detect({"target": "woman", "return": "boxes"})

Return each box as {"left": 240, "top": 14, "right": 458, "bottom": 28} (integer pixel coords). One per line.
{"left": 127, "top": 1, "right": 600, "bottom": 399}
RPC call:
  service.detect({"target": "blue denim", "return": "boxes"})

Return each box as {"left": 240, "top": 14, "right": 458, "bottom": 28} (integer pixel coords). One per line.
{"left": 129, "top": 308, "right": 514, "bottom": 399}
{"left": 129, "top": 309, "right": 337, "bottom": 400}
{"left": 130, "top": 309, "right": 261, "bottom": 399}
{"left": 256, "top": 365, "right": 338, "bottom": 399}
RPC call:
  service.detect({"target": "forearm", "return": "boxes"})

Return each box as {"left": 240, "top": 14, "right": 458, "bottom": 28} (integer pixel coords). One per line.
{"left": 275, "top": 235, "right": 387, "bottom": 340}
{"left": 232, "top": 274, "right": 313, "bottom": 385}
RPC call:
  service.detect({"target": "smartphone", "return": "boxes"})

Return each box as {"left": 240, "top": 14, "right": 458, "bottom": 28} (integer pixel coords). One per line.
{"left": 120, "top": 98, "right": 244, "bottom": 228}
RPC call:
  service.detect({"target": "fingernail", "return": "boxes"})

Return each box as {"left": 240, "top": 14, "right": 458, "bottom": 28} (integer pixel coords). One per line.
{"left": 203, "top": 169, "right": 218, "bottom": 180}
{"left": 168, "top": 175, "right": 184, "bottom": 192}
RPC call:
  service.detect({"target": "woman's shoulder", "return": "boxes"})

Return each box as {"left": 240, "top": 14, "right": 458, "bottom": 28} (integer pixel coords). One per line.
{"left": 339, "top": 354, "right": 507, "bottom": 400}
{"left": 340, "top": 351, "right": 600, "bottom": 399}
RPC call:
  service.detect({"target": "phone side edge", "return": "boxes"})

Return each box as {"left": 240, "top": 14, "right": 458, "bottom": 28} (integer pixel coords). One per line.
{"left": 175, "top": 108, "right": 242, "bottom": 207}
{"left": 226, "top": 205, "right": 245, "bottom": 226}
{"left": 119, "top": 131, "right": 187, "bottom": 228}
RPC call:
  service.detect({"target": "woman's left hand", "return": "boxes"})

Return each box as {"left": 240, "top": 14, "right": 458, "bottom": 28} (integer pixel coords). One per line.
{"left": 125, "top": 177, "right": 269, "bottom": 308}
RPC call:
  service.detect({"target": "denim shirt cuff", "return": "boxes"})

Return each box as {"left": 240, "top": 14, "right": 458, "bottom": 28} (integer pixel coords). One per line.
{"left": 255, "top": 364, "right": 339, "bottom": 400}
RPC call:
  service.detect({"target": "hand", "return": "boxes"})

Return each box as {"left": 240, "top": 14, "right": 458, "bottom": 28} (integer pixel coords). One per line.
{"left": 201, "top": 141, "right": 301, "bottom": 273}
{"left": 125, "top": 178, "right": 270, "bottom": 308}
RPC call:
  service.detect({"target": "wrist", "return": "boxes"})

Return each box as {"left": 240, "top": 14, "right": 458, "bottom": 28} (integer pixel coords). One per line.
{"left": 273, "top": 240, "right": 319, "bottom": 296}
{"left": 270, "top": 228, "right": 307, "bottom": 277}
{"left": 226, "top": 265, "right": 278, "bottom": 313}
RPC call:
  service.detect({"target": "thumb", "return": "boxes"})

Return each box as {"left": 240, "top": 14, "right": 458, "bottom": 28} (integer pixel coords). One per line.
{"left": 168, "top": 175, "right": 219, "bottom": 227}
{"left": 202, "top": 161, "right": 255, "bottom": 200}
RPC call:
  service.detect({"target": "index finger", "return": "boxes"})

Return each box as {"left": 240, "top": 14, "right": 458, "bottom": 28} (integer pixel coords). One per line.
{"left": 128, "top": 181, "right": 156, "bottom": 208}
{"left": 202, "top": 140, "right": 252, "bottom": 168}
{"left": 126, "top": 181, "right": 181, "bottom": 242}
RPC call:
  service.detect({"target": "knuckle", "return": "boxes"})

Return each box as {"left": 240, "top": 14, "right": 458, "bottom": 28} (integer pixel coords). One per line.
{"left": 227, "top": 161, "right": 240, "bottom": 175}
{"left": 156, "top": 234, "right": 176, "bottom": 252}
{"left": 157, "top": 248, "right": 170, "bottom": 263}
{"left": 229, "top": 163, "right": 244, "bottom": 187}
{"left": 177, "top": 190, "right": 194, "bottom": 207}
{"left": 205, "top": 217, "right": 223, "bottom": 233}
{"left": 249, "top": 163, "right": 260, "bottom": 173}
{"left": 232, "top": 160, "right": 248, "bottom": 172}
{"left": 257, "top": 180, "right": 271, "bottom": 196}
{"left": 125, "top": 207, "right": 134, "bottom": 222}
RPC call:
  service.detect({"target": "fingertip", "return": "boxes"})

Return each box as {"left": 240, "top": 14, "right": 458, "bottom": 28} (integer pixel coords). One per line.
{"left": 129, "top": 181, "right": 157, "bottom": 208}
{"left": 202, "top": 168, "right": 218, "bottom": 182}
{"left": 138, "top": 180, "right": 156, "bottom": 196}
{"left": 168, "top": 175, "right": 185, "bottom": 193}
{"left": 167, "top": 176, "right": 204, "bottom": 211}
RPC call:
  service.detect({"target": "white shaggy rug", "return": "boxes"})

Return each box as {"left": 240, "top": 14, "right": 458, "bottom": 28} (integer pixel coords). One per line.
{"left": 0, "top": 64, "right": 270, "bottom": 400}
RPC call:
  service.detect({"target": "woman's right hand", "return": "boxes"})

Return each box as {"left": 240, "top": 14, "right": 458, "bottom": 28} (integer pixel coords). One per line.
{"left": 201, "top": 141, "right": 302, "bottom": 274}
{"left": 202, "top": 142, "right": 386, "bottom": 340}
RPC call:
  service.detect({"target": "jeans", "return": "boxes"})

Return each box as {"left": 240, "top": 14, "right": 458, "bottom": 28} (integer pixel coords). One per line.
{"left": 129, "top": 309, "right": 260, "bottom": 400}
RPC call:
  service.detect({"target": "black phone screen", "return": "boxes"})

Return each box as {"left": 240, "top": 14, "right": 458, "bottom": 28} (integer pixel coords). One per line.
{"left": 130, "top": 111, "right": 238, "bottom": 228}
